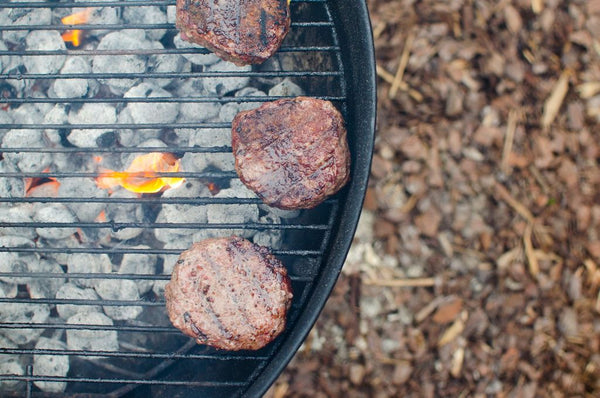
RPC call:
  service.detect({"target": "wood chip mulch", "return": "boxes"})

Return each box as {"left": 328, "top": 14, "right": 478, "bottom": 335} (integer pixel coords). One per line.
{"left": 268, "top": 1, "right": 600, "bottom": 396}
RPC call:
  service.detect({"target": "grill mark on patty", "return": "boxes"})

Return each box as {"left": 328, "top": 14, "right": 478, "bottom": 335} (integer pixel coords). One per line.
{"left": 186, "top": 253, "right": 234, "bottom": 341}
{"left": 226, "top": 238, "right": 274, "bottom": 318}
{"left": 235, "top": 0, "right": 241, "bottom": 45}
{"left": 260, "top": 8, "right": 268, "bottom": 47}
{"left": 183, "top": 311, "right": 208, "bottom": 343}
{"left": 201, "top": 246, "right": 254, "bottom": 337}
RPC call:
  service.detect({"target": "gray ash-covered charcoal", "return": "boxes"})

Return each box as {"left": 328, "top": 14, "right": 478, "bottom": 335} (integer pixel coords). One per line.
{"left": 58, "top": 178, "right": 107, "bottom": 222}
{"left": 203, "top": 60, "right": 252, "bottom": 95}
{"left": 92, "top": 30, "right": 151, "bottom": 95}
{"left": 67, "top": 103, "right": 117, "bottom": 148}
{"left": 0, "top": 235, "right": 38, "bottom": 285}
{"left": 268, "top": 78, "right": 305, "bottom": 97}
{"left": 33, "top": 337, "right": 69, "bottom": 393}
{"left": 33, "top": 204, "right": 78, "bottom": 240}
{"left": 51, "top": 57, "right": 91, "bottom": 99}
{"left": 66, "top": 312, "right": 119, "bottom": 358}
{"left": 67, "top": 253, "right": 112, "bottom": 288}
{"left": 2, "top": 129, "right": 52, "bottom": 173}
{"left": 0, "top": 302, "right": 50, "bottom": 345}
{"left": 119, "top": 248, "right": 158, "bottom": 295}
{"left": 0, "top": 206, "right": 36, "bottom": 239}
{"left": 23, "top": 30, "right": 66, "bottom": 74}
{"left": 0, "top": 360, "right": 23, "bottom": 391}
{"left": 176, "top": 0, "right": 290, "bottom": 65}
{"left": 56, "top": 283, "right": 102, "bottom": 319}
{"left": 104, "top": 189, "right": 144, "bottom": 240}
{"left": 218, "top": 87, "right": 266, "bottom": 122}
{"left": 165, "top": 236, "right": 293, "bottom": 350}
{"left": 26, "top": 258, "right": 65, "bottom": 299}
{"left": 173, "top": 33, "right": 220, "bottom": 66}
{"left": 123, "top": 5, "right": 167, "bottom": 41}
{"left": 95, "top": 279, "right": 143, "bottom": 321}
{"left": 124, "top": 83, "right": 179, "bottom": 125}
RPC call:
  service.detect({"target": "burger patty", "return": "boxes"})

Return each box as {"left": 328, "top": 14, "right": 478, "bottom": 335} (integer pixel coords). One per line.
{"left": 164, "top": 236, "right": 293, "bottom": 351}
{"left": 231, "top": 97, "right": 350, "bottom": 210}
{"left": 176, "top": 0, "right": 290, "bottom": 66}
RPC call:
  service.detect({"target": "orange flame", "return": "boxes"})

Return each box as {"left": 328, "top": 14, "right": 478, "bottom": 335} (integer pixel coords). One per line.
{"left": 95, "top": 210, "right": 107, "bottom": 223}
{"left": 96, "top": 153, "right": 185, "bottom": 194}
{"left": 61, "top": 9, "right": 92, "bottom": 47}
{"left": 25, "top": 168, "right": 60, "bottom": 197}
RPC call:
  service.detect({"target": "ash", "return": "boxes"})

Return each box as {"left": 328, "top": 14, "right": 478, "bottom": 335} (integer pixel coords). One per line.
{"left": 0, "top": 2, "right": 308, "bottom": 394}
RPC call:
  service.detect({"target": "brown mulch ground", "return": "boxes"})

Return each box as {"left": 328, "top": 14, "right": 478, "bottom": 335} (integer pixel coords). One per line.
{"left": 268, "top": 1, "right": 600, "bottom": 397}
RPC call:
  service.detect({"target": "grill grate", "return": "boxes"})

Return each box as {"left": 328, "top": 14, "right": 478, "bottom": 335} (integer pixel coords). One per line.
{"left": 0, "top": 0, "right": 362, "bottom": 396}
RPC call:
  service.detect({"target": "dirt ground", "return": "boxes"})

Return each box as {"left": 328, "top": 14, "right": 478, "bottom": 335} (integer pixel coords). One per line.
{"left": 267, "top": 0, "right": 600, "bottom": 397}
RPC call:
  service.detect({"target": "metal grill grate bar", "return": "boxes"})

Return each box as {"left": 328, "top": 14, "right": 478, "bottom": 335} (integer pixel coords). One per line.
{"left": 0, "top": 22, "right": 333, "bottom": 31}
{"left": 0, "top": 197, "right": 337, "bottom": 205}
{"left": 0, "top": 247, "right": 323, "bottom": 256}
{"left": 0, "top": 298, "right": 166, "bottom": 307}
{"left": 2, "top": 0, "right": 325, "bottom": 8}
{"left": 0, "top": 375, "right": 247, "bottom": 387}
{"left": 0, "top": 47, "right": 340, "bottom": 57}
{"left": 0, "top": 222, "right": 330, "bottom": 230}
{"left": 0, "top": 95, "right": 346, "bottom": 105}
{"left": 0, "top": 272, "right": 316, "bottom": 282}
{"left": 0, "top": 71, "right": 342, "bottom": 80}
{"left": 0, "top": 348, "right": 269, "bottom": 361}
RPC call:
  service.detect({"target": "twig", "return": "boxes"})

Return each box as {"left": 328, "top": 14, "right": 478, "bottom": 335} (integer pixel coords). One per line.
{"left": 501, "top": 110, "right": 518, "bottom": 174}
{"left": 524, "top": 223, "right": 540, "bottom": 276}
{"left": 389, "top": 31, "right": 415, "bottom": 99}
{"left": 372, "top": 22, "right": 387, "bottom": 40}
{"left": 376, "top": 64, "right": 398, "bottom": 84}
{"left": 376, "top": 64, "right": 424, "bottom": 102}
{"left": 528, "top": 164, "right": 550, "bottom": 194}
{"left": 363, "top": 277, "right": 435, "bottom": 288}
{"left": 494, "top": 182, "right": 535, "bottom": 224}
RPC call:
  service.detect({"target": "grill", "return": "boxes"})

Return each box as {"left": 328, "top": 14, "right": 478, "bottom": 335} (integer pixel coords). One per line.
{"left": 0, "top": 0, "right": 375, "bottom": 396}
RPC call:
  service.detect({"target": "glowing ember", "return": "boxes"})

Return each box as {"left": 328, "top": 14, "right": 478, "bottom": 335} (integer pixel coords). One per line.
{"left": 61, "top": 9, "right": 93, "bottom": 47}
{"left": 95, "top": 210, "right": 107, "bottom": 223}
{"left": 96, "top": 153, "right": 185, "bottom": 194}
{"left": 206, "top": 182, "right": 220, "bottom": 195}
{"left": 25, "top": 169, "right": 60, "bottom": 197}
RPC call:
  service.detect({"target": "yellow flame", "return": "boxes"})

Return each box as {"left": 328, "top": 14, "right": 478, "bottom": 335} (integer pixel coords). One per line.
{"left": 96, "top": 153, "right": 185, "bottom": 194}
{"left": 61, "top": 9, "right": 93, "bottom": 47}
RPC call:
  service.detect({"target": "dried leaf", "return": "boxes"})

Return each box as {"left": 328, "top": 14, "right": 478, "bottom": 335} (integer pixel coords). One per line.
{"left": 450, "top": 346, "right": 465, "bottom": 378}
{"left": 504, "top": 5, "right": 522, "bottom": 33}
{"left": 432, "top": 298, "right": 463, "bottom": 324}
{"left": 576, "top": 82, "right": 600, "bottom": 99}
{"left": 524, "top": 223, "right": 540, "bottom": 277}
{"left": 438, "top": 310, "right": 468, "bottom": 347}
{"left": 532, "top": 0, "right": 543, "bottom": 13}
{"left": 542, "top": 70, "right": 570, "bottom": 130}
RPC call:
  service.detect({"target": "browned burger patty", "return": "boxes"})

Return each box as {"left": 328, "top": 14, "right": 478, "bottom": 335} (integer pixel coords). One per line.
{"left": 165, "top": 236, "right": 293, "bottom": 351}
{"left": 176, "top": 0, "right": 290, "bottom": 66}
{"left": 231, "top": 97, "right": 350, "bottom": 210}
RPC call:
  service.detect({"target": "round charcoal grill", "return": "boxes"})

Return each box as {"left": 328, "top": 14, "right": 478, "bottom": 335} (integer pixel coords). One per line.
{"left": 0, "top": 0, "right": 375, "bottom": 396}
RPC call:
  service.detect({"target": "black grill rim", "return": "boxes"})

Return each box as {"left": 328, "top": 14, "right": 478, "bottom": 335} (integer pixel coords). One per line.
{"left": 0, "top": 0, "right": 376, "bottom": 396}
{"left": 239, "top": 0, "right": 376, "bottom": 395}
